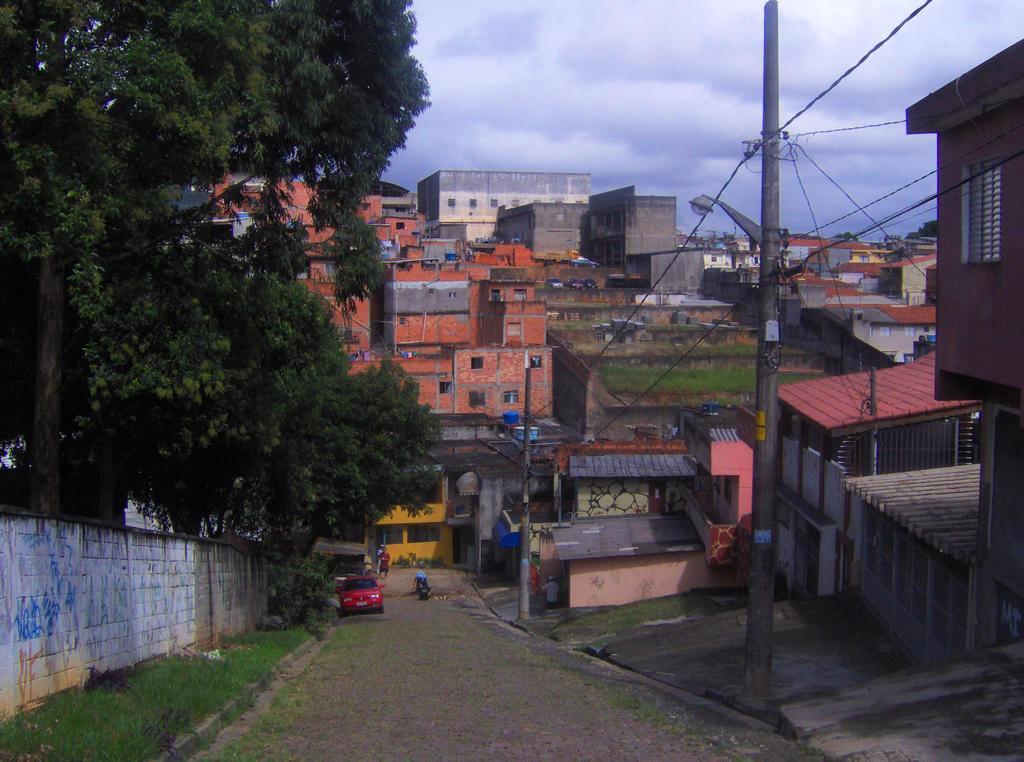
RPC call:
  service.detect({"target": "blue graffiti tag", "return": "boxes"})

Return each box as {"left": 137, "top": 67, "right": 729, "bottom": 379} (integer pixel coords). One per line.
{"left": 13, "top": 548, "right": 78, "bottom": 643}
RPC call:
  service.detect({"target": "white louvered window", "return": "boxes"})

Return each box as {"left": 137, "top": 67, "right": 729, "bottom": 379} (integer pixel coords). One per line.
{"left": 963, "top": 159, "right": 1002, "bottom": 262}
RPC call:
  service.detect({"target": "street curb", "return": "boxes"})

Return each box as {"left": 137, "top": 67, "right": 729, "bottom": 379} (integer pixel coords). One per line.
{"left": 470, "top": 581, "right": 533, "bottom": 635}
{"left": 467, "top": 584, "right": 781, "bottom": 732}
{"left": 467, "top": 590, "right": 777, "bottom": 733}
{"left": 154, "top": 631, "right": 323, "bottom": 761}
{"left": 703, "top": 689, "right": 781, "bottom": 729}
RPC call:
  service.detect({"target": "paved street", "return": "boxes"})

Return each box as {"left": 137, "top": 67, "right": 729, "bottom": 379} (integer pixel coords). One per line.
{"left": 198, "top": 572, "right": 821, "bottom": 761}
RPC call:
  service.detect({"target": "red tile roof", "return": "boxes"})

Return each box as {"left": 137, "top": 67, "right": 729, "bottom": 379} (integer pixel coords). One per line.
{"left": 777, "top": 353, "right": 978, "bottom": 432}
{"left": 787, "top": 237, "right": 883, "bottom": 251}
{"left": 873, "top": 305, "right": 936, "bottom": 323}
{"left": 884, "top": 255, "right": 937, "bottom": 269}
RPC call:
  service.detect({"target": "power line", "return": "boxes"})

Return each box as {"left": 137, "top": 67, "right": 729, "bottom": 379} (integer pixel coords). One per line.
{"left": 779, "top": 0, "right": 935, "bottom": 136}
{"left": 795, "top": 141, "right": 1024, "bottom": 270}
{"left": 587, "top": 291, "right": 753, "bottom": 441}
{"left": 793, "top": 119, "right": 905, "bottom": 137}
{"left": 808, "top": 109, "right": 1024, "bottom": 236}
{"left": 544, "top": 2, "right": 935, "bottom": 430}
{"left": 790, "top": 151, "right": 876, "bottom": 405}
{"left": 791, "top": 140, "right": 891, "bottom": 240}
{"left": 596, "top": 2, "right": 935, "bottom": 363}
{"left": 739, "top": 1, "right": 934, "bottom": 199}
{"left": 591, "top": 154, "right": 755, "bottom": 361}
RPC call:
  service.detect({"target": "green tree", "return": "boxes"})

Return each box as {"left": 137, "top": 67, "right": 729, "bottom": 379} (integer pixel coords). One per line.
{"left": 0, "top": 0, "right": 431, "bottom": 529}
{"left": 910, "top": 219, "right": 938, "bottom": 238}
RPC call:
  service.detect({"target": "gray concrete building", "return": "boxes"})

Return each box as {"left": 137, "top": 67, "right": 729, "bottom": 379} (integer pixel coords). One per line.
{"left": 495, "top": 201, "right": 589, "bottom": 254}
{"left": 417, "top": 170, "right": 591, "bottom": 243}
{"left": 582, "top": 186, "right": 677, "bottom": 271}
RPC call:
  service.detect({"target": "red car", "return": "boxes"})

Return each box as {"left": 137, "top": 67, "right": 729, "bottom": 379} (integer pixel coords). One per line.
{"left": 337, "top": 575, "right": 384, "bottom": 616}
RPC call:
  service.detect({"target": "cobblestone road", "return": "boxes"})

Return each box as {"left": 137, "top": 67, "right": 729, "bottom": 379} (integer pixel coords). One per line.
{"left": 200, "top": 592, "right": 823, "bottom": 761}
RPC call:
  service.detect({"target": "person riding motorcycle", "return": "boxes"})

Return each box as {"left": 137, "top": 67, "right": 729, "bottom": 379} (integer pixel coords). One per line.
{"left": 414, "top": 570, "right": 430, "bottom": 598}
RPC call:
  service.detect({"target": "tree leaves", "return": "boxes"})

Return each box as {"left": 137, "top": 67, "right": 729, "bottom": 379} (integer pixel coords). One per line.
{"left": 0, "top": 1, "right": 432, "bottom": 531}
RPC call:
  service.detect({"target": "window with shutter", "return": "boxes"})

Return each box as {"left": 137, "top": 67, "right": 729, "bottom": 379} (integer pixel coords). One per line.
{"left": 963, "top": 159, "right": 1002, "bottom": 262}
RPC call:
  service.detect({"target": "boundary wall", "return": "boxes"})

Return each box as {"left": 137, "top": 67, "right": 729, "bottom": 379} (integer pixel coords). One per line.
{"left": 0, "top": 508, "right": 264, "bottom": 714}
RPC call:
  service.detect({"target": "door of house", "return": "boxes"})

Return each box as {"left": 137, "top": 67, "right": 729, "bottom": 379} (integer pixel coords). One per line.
{"left": 452, "top": 526, "right": 464, "bottom": 565}
{"left": 649, "top": 481, "right": 665, "bottom": 513}
{"left": 793, "top": 514, "right": 820, "bottom": 597}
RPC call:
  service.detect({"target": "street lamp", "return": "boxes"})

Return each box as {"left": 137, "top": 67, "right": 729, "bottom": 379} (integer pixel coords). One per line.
{"left": 689, "top": 194, "right": 762, "bottom": 245}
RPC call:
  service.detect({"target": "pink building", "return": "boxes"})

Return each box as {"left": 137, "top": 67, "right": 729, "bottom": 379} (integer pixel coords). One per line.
{"left": 545, "top": 515, "right": 733, "bottom": 608}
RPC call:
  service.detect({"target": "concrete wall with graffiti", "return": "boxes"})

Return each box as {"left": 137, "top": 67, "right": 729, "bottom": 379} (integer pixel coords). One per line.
{"left": 0, "top": 509, "right": 264, "bottom": 714}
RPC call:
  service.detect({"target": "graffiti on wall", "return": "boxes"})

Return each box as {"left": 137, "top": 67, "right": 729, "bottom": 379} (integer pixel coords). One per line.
{"left": 580, "top": 478, "right": 648, "bottom": 517}
{"left": 17, "top": 646, "right": 43, "bottom": 706}
{"left": 1, "top": 512, "right": 262, "bottom": 714}
{"left": 998, "top": 583, "right": 1024, "bottom": 644}
{"left": 12, "top": 532, "right": 78, "bottom": 648}
{"left": 579, "top": 479, "right": 688, "bottom": 518}
{"left": 85, "top": 575, "right": 129, "bottom": 629}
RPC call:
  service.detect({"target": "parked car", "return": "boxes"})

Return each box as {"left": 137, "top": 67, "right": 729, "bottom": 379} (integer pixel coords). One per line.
{"left": 337, "top": 575, "right": 384, "bottom": 616}
{"left": 582, "top": 278, "right": 598, "bottom": 289}
{"left": 567, "top": 278, "right": 586, "bottom": 289}
{"left": 545, "top": 277, "right": 564, "bottom": 288}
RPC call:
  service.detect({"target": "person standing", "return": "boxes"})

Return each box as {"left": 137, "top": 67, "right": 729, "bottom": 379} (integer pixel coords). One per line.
{"left": 379, "top": 546, "right": 391, "bottom": 578}
{"left": 540, "top": 575, "right": 559, "bottom": 614}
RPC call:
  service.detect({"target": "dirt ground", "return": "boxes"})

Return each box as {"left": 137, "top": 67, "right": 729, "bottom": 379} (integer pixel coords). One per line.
{"left": 195, "top": 581, "right": 823, "bottom": 761}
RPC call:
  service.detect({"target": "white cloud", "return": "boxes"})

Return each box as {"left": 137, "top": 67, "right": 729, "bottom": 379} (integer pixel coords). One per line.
{"left": 387, "top": 0, "right": 1024, "bottom": 236}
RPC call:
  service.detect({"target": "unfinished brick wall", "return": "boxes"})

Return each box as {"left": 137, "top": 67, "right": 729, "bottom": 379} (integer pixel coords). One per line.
{"left": 0, "top": 509, "right": 264, "bottom": 715}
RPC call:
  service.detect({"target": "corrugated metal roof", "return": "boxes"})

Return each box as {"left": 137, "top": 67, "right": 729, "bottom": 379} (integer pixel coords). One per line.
{"left": 845, "top": 464, "right": 979, "bottom": 562}
{"left": 777, "top": 353, "right": 978, "bottom": 433}
{"left": 569, "top": 453, "right": 697, "bottom": 479}
{"left": 709, "top": 428, "right": 740, "bottom": 442}
{"left": 552, "top": 514, "right": 703, "bottom": 561}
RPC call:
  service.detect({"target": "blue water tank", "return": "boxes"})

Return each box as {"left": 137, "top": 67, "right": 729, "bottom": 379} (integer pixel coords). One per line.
{"left": 513, "top": 426, "right": 539, "bottom": 442}
{"left": 502, "top": 411, "right": 520, "bottom": 425}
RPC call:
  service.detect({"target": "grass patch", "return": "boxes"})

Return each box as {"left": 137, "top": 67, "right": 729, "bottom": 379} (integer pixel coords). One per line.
{"left": 550, "top": 590, "right": 745, "bottom": 649}
{"left": 599, "top": 365, "right": 808, "bottom": 398}
{"left": 569, "top": 341, "right": 760, "bottom": 358}
{"left": 0, "top": 629, "right": 308, "bottom": 761}
{"left": 573, "top": 673, "right": 676, "bottom": 730}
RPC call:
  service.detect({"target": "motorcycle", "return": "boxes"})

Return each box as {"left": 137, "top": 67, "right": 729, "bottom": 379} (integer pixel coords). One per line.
{"left": 414, "top": 576, "right": 431, "bottom": 600}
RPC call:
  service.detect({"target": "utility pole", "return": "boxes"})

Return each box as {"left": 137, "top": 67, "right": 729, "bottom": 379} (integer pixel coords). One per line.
{"left": 518, "top": 355, "right": 533, "bottom": 620}
{"left": 745, "top": 0, "right": 780, "bottom": 699}
{"left": 869, "top": 369, "right": 878, "bottom": 475}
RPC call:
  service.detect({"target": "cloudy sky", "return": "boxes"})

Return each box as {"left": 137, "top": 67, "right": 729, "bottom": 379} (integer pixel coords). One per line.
{"left": 382, "top": 0, "right": 1024, "bottom": 240}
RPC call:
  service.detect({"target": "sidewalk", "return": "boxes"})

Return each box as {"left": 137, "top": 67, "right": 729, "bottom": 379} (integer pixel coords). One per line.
{"left": 475, "top": 575, "right": 1024, "bottom": 759}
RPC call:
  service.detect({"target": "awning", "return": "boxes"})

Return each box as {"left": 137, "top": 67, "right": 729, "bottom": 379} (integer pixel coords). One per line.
{"left": 456, "top": 471, "right": 480, "bottom": 495}
{"left": 492, "top": 520, "right": 520, "bottom": 548}
{"left": 312, "top": 538, "right": 367, "bottom": 558}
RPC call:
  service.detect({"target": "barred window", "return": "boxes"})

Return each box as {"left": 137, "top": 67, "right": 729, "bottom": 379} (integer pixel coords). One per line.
{"left": 408, "top": 525, "right": 440, "bottom": 543}
{"left": 963, "top": 159, "right": 1002, "bottom": 262}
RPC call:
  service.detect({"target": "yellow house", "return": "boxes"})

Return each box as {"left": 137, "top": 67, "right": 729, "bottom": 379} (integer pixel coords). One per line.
{"left": 848, "top": 247, "right": 886, "bottom": 264}
{"left": 374, "top": 500, "right": 453, "bottom": 566}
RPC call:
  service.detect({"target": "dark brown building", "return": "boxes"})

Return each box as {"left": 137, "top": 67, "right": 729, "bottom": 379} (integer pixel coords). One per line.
{"left": 907, "top": 38, "right": 1024, "bottom": 649}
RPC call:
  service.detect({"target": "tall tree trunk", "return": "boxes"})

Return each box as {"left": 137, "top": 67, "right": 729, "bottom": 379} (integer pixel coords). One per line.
{"left": 97, "top": 433, "right": 129, "bottom": 524}
{"left": 30, "top": 254, "right": 63, "bottom": 515}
